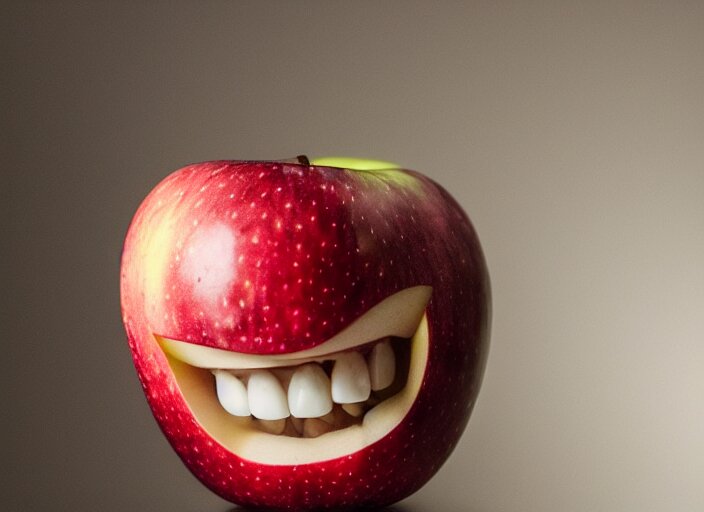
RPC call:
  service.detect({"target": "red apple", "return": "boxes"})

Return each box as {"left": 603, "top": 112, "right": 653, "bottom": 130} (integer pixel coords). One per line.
{"left": 120, "top": 157, "right": 490, "bottom": 510}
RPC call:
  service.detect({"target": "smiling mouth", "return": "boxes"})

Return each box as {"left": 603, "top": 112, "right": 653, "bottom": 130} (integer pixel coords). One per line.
{"left": 157, "top": 285, "right": 431, "bottom": 465}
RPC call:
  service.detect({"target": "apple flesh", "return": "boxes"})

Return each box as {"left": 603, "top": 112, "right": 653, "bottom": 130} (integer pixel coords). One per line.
{"left": 120, "top": 157, "right": 490, "bottom": 510}
{"left": 162, "top": 285, "right": 430, "bottom": 460}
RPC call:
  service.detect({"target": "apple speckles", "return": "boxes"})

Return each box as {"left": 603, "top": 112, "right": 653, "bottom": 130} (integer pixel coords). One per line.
{"left": 121, "top": 159, "right": 490, "bottom": 510}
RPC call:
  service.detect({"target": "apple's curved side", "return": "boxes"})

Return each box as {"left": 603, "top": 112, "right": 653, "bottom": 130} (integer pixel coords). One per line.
{"left": 120, "top": 161, "right": 490, "bottom": 510}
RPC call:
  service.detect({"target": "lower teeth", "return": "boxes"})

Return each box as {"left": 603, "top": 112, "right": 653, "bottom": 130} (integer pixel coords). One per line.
{"left": 211, "top": 337, "right": 409, "bottom": 437}
{"left": 257, "top": 403, "right": 369, "bottom": 438}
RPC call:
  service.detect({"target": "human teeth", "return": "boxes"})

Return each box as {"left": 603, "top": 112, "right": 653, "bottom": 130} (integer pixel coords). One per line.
{"left": 257, "top": 418, "right": 286, "bottom": 435}
{"left": 341, "top": 402, "right": 365, "bottom": 417}
{"left": 282, "top": 418, "right": 301, "bottom": 437}
{"left": 303, "top": 418, "right": 334, "bottom": 438}
{"left": 368, "top": 340, "right": 396, "bottom": 391}
{"left": 289, "top": 416, "right": 304, "bottom": 435}
{"left": 287, "top": 363, "right": 333, "bottom": 418}
{"left": 320, "top": 410, "right": 336, "bottom": 424}
{"left": 247, "top": 369, "right": 290, "bottom": 420}
{"left": 331, "top": 352, "right": 371, "bottom": 404}
{"left": 212, "top": 370, "right": 250, "bottom": 416}
{"left": 272, "top": 367, "right": 294, "bottom": 389}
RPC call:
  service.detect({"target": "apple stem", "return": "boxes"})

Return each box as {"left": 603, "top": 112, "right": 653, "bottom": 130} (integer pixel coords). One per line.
{"left": 277, "top": 155, "right": 310, "bottom": 166}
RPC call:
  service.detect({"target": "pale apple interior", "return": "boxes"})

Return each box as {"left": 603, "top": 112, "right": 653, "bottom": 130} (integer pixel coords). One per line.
{"left": 158, "top": 286, "right": 431, "bottom": 465}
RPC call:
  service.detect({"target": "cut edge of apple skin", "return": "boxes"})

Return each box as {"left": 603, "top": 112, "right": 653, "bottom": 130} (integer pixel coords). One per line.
{"left": 160, "top": 292, "right": 430, "bottom": 465}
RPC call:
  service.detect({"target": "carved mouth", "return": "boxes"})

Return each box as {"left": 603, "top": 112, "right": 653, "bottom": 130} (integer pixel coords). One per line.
{"left": 157, "top": 286, "right": 431, "bottom": 465}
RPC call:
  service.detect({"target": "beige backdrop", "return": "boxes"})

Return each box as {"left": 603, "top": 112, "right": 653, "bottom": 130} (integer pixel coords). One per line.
{"left": 4, "top": 1, "right": 703, "bottom": 511}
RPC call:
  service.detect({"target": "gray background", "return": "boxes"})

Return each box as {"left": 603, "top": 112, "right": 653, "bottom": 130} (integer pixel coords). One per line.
{"left": 3, "top": 1, "right": 703, "bottom": 511}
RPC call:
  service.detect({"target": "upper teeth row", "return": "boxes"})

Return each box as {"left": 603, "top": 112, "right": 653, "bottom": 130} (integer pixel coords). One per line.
{"left": 212, "top": 340, "right": 396, "bottom": 420}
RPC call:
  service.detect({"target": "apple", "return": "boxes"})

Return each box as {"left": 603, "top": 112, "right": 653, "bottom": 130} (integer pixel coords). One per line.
{"left": 120, "top": 156, "right": 490, "bottom": 510}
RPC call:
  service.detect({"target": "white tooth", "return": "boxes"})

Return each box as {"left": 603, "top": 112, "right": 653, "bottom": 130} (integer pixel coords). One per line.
{"left": 287, "top": 363, "right": 333, "bottom": 418}
{"left": 331, "top": 352, "right": 371, "bottom": 404}
{"left": 368, "top": 340, "right": 396, "bottom": 391}
{"left": 247, "top": 369, "right": 290, "bottom": 420}
{"left": 212, "top": 370, "right": 250, "bottom": 416}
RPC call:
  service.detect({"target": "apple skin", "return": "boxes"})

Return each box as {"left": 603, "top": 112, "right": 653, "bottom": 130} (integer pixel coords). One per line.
{"left": 120, "top": 160, "right": 490, "bottom": 510}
